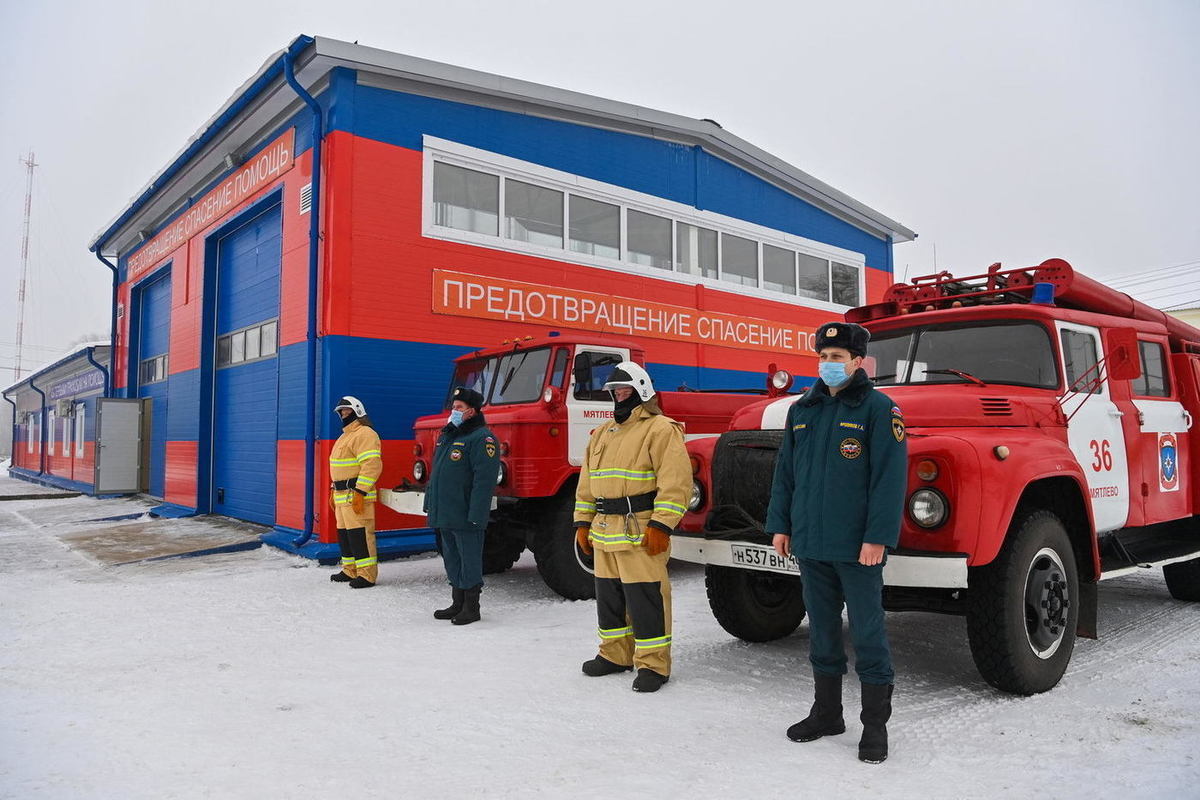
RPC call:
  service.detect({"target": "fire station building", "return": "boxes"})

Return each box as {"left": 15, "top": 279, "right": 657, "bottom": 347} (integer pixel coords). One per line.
{"left": 87, "top": 35, "right": 914, "bottom": 556}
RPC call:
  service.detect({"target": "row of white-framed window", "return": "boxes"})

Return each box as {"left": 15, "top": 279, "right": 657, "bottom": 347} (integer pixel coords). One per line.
{"left": 25, "top": 405, "right": 86, "bottom": 458}
{"left": 431, "top": 161, "right": 862, "bottom": 306}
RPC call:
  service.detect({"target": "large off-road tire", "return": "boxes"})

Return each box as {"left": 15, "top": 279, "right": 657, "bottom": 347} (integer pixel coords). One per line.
{"left": 531, "top": 495, "right": 596, "bottom": 600}
{"left": 966, "top": 509, "right": 1079, "bottom": 695}
{"left": 705, "top": 564, "right": 806, "bottom": 642}
{"left": 1164, "top": 555, "right": 1200, "bottom": 601}
{"left": 481, "top": 523, "right": 525, "bottom": 575}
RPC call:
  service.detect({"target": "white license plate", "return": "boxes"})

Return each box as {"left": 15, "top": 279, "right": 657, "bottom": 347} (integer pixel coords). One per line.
{"left": 729, "top": 543, "right": 800, "bottom": 574}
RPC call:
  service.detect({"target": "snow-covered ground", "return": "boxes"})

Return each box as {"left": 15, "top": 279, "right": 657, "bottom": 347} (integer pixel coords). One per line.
{"left": 1, "top": 493, "right": 1198, "bottom": 799}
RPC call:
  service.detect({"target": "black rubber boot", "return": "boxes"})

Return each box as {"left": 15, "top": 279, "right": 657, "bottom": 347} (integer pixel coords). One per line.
{"left": 631, "top": 668, "right": 669, "bottom": 693}
{"left": 330, "top": 571, "right": 353, "bottom": 583}
{"left": 348, "top": 577, "right": 375, "bottom": 589}
{"left": 581, "top": 655, "right": 633, "bottom": 677}
{"left": 434, "top": 587, "right": 465, "bottom": 620}
{"left": 451, "top": 587, "right": 481, "bottom": 625}
{"left": 787, "top": 673, "right": 846, "bottom": 742}
{"left": 858, "top": 683, "right": 894, "bottom": 764}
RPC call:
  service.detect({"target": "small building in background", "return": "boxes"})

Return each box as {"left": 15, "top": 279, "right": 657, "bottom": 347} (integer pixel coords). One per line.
{"left": 4, "top": 344, "right": 112, "bottom": 493}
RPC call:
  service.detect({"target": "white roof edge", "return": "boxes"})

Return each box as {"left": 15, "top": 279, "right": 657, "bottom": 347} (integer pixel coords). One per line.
{"left": 4, "top": 343, "right": 112, "bottom": 395}
{"left": 312, "top": 37, "right": 916, "bottom": 243}
{"left": 93, "top": 36, "right": 915, "bottom": 252}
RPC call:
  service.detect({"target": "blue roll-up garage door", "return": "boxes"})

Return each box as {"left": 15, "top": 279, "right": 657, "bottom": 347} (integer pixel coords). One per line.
{"left": 212, "top": 202, "right": 282, "bottom": 524}
{"left": 136, "top": 273, "right": 171, "bottom": 498}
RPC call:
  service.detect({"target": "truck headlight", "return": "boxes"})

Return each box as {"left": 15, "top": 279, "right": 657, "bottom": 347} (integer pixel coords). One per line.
{"left": 908, "top": 488, "right": 948, "bottom": 529}
{"left": 412, "top": 460, "right": 426, "bottom": 482}
{"left": 496, "top": 461, "right": 507, "bottom": 486}
{"left": 688, "top": 479, "right": 705, "bottom": 512}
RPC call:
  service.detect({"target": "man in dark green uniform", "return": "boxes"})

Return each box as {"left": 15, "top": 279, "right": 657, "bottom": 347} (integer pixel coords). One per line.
{"left": 424, "top": 386, "right": 500, "bottom": 625}
{"left": 767, "top": 321, "right": 907, "bottom": 764}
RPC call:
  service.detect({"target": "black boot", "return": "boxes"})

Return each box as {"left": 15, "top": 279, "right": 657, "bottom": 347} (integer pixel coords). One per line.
{"left": 348, "top": 577, "right": 375, "bottom": 589}
{"left": 787, "top": 673, "right": 846, "bottom": 742}
{"left": 858, "top": 683, "right": 894, "bottom": 764}
{"left": 581, "top": 655, "right": 633, "bottom": 677}
{"left": 631, "top": 668, "right": 669, "bottom": 693}
{"left": 434, "top": 587, "right": 465, "bottom": 620}
{"left": 451, "top": 587, "right": 481, "bottom": 625}
{"left": 330, "top": 571, "right": 353, "bottom": 583}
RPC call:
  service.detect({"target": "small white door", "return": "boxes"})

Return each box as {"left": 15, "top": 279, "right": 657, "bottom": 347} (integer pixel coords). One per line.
{"left": 566, "top": 348, "right": 629, "bottom": 466}
{"left": 94, "top": 398, "right": 143, "bottom": 494}
{"left": 1057, "top": 322, "right": 1130, "bottom": 532}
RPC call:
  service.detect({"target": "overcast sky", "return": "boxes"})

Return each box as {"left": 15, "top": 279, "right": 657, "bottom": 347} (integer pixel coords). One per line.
{"left": 1, "top": 0, "right": 1197, "bottom": 386}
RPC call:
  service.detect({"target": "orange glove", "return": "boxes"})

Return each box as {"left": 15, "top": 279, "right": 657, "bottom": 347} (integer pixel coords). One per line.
{"left": 351, "top": 490, "right": 365, "bottom": 514}
{"left": 643, "top": 525, "right": 670, "bottom": 556}
{"left": 575, "top": 525, "right": 593, "bottom": 556}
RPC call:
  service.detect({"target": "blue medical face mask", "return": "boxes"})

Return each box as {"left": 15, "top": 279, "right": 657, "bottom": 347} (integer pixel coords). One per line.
{"left": 447, "top": 409, "right": 465, "bottom": 426}
{"left": 818, "top": 361, "right": 852, "bottom": 387}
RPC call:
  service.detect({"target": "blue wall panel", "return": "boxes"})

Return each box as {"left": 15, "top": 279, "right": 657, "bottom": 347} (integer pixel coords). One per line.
{"left": 165, "top": 369, "right": 201, "bottom": 442}
{"left": 136, "top": 273, "right": 172, "bottom": 497}
{"left": 211, "top": 202, "right": 282, "bottom": 524}
{"left": 344, "top": 83, "right": 891, "bottom": 269}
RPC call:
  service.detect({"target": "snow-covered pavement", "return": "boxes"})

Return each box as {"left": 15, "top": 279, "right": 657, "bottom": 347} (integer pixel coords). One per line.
{"left": 1, "top": 493, "right": 1198, "bottom": 799}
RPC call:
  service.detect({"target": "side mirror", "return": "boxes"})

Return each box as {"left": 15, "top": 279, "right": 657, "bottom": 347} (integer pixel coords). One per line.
{"left": 1105, "top": 327, "right": 1142, "bottom": 382}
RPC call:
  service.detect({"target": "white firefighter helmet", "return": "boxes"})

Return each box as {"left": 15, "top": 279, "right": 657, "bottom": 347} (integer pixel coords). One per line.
{"left": 602, "top": 362, "right": 656, "bottom": 401}
{"left": 334, "top": 395, "right": 367, "bottom": 417}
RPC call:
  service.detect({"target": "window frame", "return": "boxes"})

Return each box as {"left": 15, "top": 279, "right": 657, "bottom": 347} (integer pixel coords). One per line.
{"left": 216, "top": 318, "right": 280, "bottom": 369}
{"left": 422, "top": 136, "right": 867, "bottom": 312}
{"left": 1131, "top": 339, "right": 1171, "bottom": 398}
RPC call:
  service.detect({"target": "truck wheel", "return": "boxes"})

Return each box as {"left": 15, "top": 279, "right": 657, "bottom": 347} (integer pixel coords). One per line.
{"left": 531, "top": 496, "right": 596, "bottom": 601}
{"left": 704, "top": 565, "right": 806, "bottom": 642}
{"left": 481, "top": 524, "right": 525, "bottom": 575}
{"left": 1164, "top": 556, "right": 1200, "bottom": 601}
{"left": 966, "top": 509, "right": 1079, "bottom": 695}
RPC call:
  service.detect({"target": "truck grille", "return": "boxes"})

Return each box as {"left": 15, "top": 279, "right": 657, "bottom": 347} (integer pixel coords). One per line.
{"left": 711, "top": 429, "right": 785, "bottom": 522}
{"left": 980, "top": 398, "right": 1013, "bottom": 416}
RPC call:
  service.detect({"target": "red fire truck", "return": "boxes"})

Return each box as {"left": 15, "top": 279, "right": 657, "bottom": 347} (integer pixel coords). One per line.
{"left": 381, "top": 333, "right": 775, "bottom": 600}
{"left": 674, "top": 259, "right": 1200, "bottom": 694}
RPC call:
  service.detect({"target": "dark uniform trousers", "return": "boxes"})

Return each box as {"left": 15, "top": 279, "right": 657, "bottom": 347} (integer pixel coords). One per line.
{"left": 594, "top": 547, "right": 672, "bottom": 676}
{"left": 799, "top": 558, "right": 893, "bottom": 685}
{"left": 440, "top": 527, "right": 485, "bottom": 590}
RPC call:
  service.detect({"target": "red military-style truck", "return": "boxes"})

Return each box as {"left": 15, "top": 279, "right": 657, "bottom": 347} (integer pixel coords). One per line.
{"left": 673, "top": 259, "right": 1200, "bottom": 694}
{"left": 381, "top": 333, "right": 776, "bottom": 600}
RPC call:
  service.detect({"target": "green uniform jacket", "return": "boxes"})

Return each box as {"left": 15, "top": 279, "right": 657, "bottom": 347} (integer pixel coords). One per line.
{"left": 424, "top": 412, "right": 500, "bottom": 530}
{"left": 765, "top": 369, "right": 907, "bottom": 562}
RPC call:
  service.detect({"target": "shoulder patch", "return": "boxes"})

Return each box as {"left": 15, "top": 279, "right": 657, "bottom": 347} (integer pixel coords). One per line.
{"left": 891, "top": 405, "right": 903, "bottom": 418}
{"left": 892, "top": 418, "right": 906, "bottom": 442}
{"left": 484, "top": 442, "right": 497, "bottom": 458}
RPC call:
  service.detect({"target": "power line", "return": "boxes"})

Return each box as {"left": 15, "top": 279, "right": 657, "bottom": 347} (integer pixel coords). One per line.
{"left": 1104, "top": 259, "right": 1200, "bottom": 288}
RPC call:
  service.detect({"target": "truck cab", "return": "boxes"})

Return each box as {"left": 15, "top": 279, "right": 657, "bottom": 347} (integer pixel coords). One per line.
{"left": 382, "top": 333, "right": 770, "bottom": 600}
{"left": 676, "top": 259, "right": 1200, "bottom": 694}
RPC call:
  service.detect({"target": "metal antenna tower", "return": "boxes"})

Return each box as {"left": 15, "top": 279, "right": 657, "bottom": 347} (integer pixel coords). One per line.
{"left": 14, "top": 151, "right": 37, "bottom": 380}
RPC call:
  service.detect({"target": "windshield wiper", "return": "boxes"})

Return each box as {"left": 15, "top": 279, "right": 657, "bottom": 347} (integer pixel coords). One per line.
{"left": 498, "top": 352, "right": 530, "bottom": 398}
{"left": 923, "top": 368, "right": 987, "bottom": 386}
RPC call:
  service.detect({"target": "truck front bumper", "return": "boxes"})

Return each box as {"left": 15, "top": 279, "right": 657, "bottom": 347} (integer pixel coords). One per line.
{"left": 670, "top": 535, "right": 969, "bottom": 589}
{"left": 377, "top": 488, "right": 499, "bottom": 517}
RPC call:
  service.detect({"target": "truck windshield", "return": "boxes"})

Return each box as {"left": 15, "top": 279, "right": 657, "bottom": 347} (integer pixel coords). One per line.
{"left": 869, "top": 321, "right": 1058, "bottom": 389}
{"left": 448, "top": 347, "right": 553, "bottom": 406}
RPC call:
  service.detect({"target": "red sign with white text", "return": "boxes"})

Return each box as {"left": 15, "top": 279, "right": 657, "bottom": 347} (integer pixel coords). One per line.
{"left": 127, "top": 129, "right": 295, "bottom": 280}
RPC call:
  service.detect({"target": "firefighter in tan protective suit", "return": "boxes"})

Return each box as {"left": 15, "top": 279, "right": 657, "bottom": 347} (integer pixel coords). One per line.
{"left": 328, "top": 396, "right": 383, "bottom": 588}
{"left": 574, "top": 363, "right": 692, "bottom": 693}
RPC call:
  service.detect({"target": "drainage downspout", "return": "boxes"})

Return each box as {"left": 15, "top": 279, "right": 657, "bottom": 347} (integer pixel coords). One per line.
{"left": 93, "top": 253, "right": 119, "bottom": 398}
{"left": 85, "top": 347, "right": 110, "bottom": 401}
{"left": 283, "top": 50, "right": 323, "bottom": 547}
{"left": 27, "top": 376, "right": 47, "bottom": 475}
{"left": 2, "top": 391, "right": 16, "bottom": 469}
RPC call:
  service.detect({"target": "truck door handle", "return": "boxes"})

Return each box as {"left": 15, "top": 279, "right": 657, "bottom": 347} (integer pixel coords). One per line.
{"left": 1185, "top": 410, "right": 1194, "bottom": 430}
{"left": 1108, "top": 410, "right": 1124, "bottom": 418}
